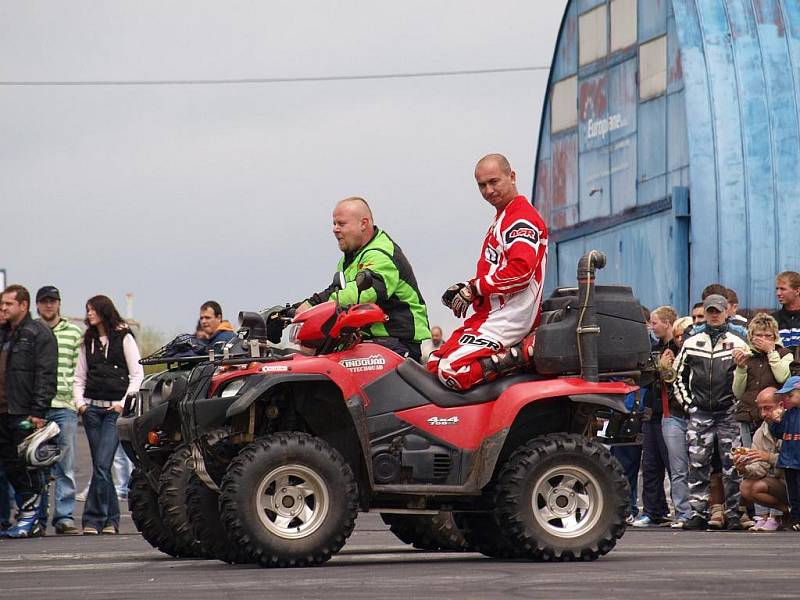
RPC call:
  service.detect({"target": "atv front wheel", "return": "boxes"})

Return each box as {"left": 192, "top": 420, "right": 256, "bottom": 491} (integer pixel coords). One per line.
{"left": 187, "top": 474, "right": 249, "bottom": 564}
{"left": 381, "top": 512, "right": 470, "bottom": 551}
{"left": 128, "top": 468, "right": 184, "bottom": 558}
{"left": 457, "top": 511, "right": 524, "bottom": 559}
{"left": 158, "top": 445, "right": 205, "bottom": 558}
{"left": 220, "top": 432, "right": 358, "bottom": 567}
{"left": 495, "top": 433, "right": 628, "bottom": 561}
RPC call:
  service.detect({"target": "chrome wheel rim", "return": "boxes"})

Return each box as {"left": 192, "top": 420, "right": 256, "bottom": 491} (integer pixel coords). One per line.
{"left": 531, "top": 465, "right": 602, "bottom": 539}
{"left": 255, "top": 464, "right": 329, "bottom": 540}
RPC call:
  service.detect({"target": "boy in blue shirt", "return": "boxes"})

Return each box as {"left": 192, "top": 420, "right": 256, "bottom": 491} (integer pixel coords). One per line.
{"left": 771, "top": 375, "right": 800, "bottom": 531}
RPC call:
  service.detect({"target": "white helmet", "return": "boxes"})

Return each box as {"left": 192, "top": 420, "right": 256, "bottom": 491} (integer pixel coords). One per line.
{"left": 17, "top": 421, "right": 62, "bottom": 469}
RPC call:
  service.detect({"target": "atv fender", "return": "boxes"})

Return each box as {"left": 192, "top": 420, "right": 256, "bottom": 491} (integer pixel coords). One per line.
{"left": 467, "top": 380, "right": 636, "bottom": 489}
{"left": 224, "top": 373, "right": 376, "bottom": 489}
{"left": 117, "top": 401, "right": 170, "bottom": 470}
{"left": 225, "top": 374, "right": 331, "bottom": 418}
{"left": 567, "top": 393, "right": 629, "bottom": 414}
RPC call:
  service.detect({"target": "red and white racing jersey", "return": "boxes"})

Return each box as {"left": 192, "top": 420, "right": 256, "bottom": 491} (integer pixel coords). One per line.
{"left": 467, "top": 195, "right": 548, "bottom": 346}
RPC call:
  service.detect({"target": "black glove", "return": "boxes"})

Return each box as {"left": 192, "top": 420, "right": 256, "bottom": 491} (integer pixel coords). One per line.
{"left": 265, "top": 313, "right": 284, "bottom": 344}
{"left": 441, "top": 282, "right": 475, "bottom": 319}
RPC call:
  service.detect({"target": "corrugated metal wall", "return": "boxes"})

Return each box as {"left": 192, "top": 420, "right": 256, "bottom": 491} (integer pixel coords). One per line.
{"left": 534, "top": 0, "right": 800, "bottom": 314}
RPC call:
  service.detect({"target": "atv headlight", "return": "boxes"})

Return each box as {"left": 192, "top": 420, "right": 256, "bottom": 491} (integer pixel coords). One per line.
{"left": 287, "top": 322, "right": 303, "bottom": 346}
{"left": 219, "top": 378, "right": 246, "bottom": 398}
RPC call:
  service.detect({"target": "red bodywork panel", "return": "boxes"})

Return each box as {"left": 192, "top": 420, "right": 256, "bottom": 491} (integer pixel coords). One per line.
{"left": 291, "top": 301, "right": 386, "bottom": 348}
{"left": 395, "top": 378, "right": 636, "bottom": 450}
{"left": 329, "top": 304, "right": 387, "bottom": 337}
{"left": 207, "top": 342, "right": 404, "bottom": 404}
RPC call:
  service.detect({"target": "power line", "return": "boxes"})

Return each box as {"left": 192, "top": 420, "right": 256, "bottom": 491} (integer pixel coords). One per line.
{"left": 0, "top": 65, "right": 550, "bottom": 87}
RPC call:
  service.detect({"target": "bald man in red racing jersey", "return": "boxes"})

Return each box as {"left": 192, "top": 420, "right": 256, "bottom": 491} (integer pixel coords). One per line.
{"left": 427, "top": 154, "right": 548, "bottom": 390}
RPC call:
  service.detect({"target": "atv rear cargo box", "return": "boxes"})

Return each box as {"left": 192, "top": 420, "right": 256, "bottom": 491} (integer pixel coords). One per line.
{"left": 533, "top": 285, "right": 650, "bottom": 376}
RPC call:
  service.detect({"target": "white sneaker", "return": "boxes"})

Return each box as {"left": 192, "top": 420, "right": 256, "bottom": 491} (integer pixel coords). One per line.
{"left": 76, "top": 490, "right": 88, "bottom": 502}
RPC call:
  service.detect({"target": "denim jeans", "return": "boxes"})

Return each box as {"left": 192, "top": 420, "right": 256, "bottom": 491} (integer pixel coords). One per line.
{"left": 662, "top": 415, "right": 692, "bottom": 521}
{"left": 113, "top": 445, "right": 132, "bottom": 497}
{"left": 82, "top": 406, "right": 120, "bottom": 531}
{"left": 612, "top": 445, "right": 642, "bottom": 517}
{"left": 37, "top": 408, "right": 78, "bottom": 527}
{"left": 0, "top": 463, "right": 13, "bottom": 527}
{"left": 642, "top": 418, "right": 670, "bottom": 520}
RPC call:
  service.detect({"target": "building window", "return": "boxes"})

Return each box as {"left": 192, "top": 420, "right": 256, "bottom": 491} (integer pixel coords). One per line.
{"left": 611, "top": 0, "right": 637, "bottom": 53}
{"left": 552, "top": 76, "right": 578, "bottom": 133}
{"left": 579, "top": 5, "right": 608, "bottom": 67}
{"left": 639, "top": 35, "right": 667, "bottom": 100}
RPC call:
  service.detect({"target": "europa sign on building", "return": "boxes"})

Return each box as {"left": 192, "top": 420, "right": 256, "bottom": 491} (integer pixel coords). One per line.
{"left": 533, "top": 0, "right": 800, "bottom": 313}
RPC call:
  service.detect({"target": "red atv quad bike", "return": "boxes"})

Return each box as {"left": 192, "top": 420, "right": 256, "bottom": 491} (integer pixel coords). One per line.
{"left": 188, "top": 251, "right": 651, "bottom": 567}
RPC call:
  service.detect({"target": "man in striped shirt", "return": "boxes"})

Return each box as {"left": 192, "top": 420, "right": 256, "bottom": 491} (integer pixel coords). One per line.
{"left": 35, "top": 286, "right": 82, "bottom": 535}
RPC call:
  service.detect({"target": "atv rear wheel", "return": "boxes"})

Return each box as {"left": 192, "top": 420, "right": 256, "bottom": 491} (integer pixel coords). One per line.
{"left": 158, "top": 445, "right": 205, "bottom": 558}
{"left": 220, "top": 432, "right": 358, "bottom": 567}
{"left": 186, "top": 474, "right": 249, "bottom": 564}
{"left": 128, "top": 468, "right": 184, "bottom": 558}
{"left": 495, "top": 433, "right": 628, "bottom": 561}
{"left": 381, "top": 512, "right": 470, "bottom": 551}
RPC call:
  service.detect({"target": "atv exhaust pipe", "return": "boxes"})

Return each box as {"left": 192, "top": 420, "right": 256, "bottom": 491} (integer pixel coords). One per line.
{"left": 576, "top": 250, "right": 606, "bottom": 383}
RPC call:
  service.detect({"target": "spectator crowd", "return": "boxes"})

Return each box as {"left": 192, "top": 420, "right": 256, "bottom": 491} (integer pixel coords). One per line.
{"left": 617, "top": 273, "right": 800, "bottom": 532}
{"left": 0, "top": 285, "right": 240, "bottom": 538}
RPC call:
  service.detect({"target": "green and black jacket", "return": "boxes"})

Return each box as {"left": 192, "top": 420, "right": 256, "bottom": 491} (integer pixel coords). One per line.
{"left": 308, "top": 228, "right": 431, "bottom": 344}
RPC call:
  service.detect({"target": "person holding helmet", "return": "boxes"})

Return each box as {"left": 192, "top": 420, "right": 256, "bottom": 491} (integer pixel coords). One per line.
{"left": 0, "top": 284, "right": 57, "bottom": 538}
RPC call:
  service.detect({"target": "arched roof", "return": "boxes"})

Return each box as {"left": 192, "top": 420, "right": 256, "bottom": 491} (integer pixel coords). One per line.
{"left": 534, "top": 0, "right": 800, "bottom": 311}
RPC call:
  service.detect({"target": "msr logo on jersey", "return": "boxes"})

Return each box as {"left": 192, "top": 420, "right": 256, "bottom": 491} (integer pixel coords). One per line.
{"left": 427, "top": 416, "right": 459, "bottom": 426}
{"left": 504, "top": 219, "right": 540, "bottom": 249}
{"left": 458, "top": 333, "right": 501, "bottom": 352}
{"left": 484, "top": 245, "right": 499, "bottom": 265}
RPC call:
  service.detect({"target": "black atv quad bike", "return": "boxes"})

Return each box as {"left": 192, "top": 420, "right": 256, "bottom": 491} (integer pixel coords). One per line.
{"left": 119, "top": 331, "right": 294, "bottom": 562}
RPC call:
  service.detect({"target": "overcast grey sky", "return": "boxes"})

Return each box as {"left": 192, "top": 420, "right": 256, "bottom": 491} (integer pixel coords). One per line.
{"left": 1, "top": 1, "right": 566, "bottom": 338}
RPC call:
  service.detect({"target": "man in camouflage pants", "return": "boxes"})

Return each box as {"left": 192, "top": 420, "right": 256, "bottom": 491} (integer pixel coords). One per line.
{"left": 673, "top": 295, "right": 748, "bottom": 530}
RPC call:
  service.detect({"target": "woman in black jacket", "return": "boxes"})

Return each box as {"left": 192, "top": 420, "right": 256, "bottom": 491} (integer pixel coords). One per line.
{"left": 73, "top": 295, "right": 143, "bottom": 535}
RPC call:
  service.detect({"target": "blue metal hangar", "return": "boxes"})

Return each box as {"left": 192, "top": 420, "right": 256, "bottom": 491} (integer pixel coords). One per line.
{"left": 533, "top": 0, "right": 800, "bottom": 314}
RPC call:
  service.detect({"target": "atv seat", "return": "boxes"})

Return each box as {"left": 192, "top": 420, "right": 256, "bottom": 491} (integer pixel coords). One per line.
{"left": 396, "top": 359, "right": 542, "bottom": 408}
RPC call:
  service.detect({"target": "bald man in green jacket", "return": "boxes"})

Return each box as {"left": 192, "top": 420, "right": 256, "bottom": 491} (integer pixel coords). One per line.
{"left": 301, "top": 196, "right": 431, "bottom": 361}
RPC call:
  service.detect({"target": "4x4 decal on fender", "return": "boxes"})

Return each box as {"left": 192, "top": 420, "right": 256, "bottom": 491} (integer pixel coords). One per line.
{"left": 427, "top": 416, "right": 459, "bottom": 426}
{"left": 339, "top": 354, "right": 386, "bottom": 373}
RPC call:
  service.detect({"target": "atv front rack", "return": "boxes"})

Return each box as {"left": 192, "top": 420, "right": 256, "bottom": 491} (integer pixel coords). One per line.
{"left": 139, "top": 348, "right": 295, "bottom": 368}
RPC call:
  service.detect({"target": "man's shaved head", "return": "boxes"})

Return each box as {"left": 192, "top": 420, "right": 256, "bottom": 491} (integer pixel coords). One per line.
{"left": 336, "top": 196, "right": 374, "bottom": 222}
{"left": 476, "top": 153, "right": 512, "bottom": 175}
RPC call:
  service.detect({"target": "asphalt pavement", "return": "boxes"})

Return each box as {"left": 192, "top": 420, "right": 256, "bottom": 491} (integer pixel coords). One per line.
{"left": 0, "top": 517, "right": 797, "bottom": 600}
{"left": 0, "top": 425, "right": 796, "bottom": 600}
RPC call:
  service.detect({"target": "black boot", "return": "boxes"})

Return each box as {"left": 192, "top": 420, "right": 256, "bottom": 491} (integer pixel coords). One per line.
{"left": 479, "top": 336, "right": 535, "bottom": 381}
